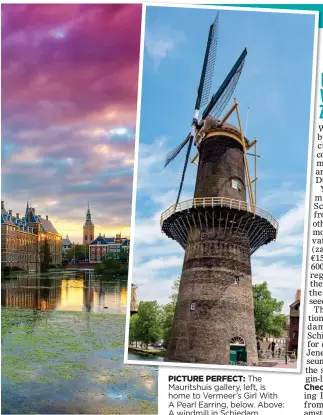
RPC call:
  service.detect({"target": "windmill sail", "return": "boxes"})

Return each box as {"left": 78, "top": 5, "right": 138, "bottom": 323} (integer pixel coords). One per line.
{"left": 202, "top": 47, "right": 247, "bottom": 120}
{"left": 164, "top": 133, "right": 190, "bottom": 168}
{"left": 175, "top": 135, "right": 194, "bottom": 207}
{"left": 198, "top": 12, "right": 219, "bottom": 110}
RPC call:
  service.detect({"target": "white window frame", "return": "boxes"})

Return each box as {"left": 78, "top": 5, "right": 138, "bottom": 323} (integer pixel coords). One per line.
{"left": 231, "top": 178, "right": 244, "bottom": 191}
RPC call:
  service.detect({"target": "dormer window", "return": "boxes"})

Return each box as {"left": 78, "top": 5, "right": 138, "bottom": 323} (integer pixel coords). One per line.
{"left": 231, "top": 178, "right": 244, "bottom": 191}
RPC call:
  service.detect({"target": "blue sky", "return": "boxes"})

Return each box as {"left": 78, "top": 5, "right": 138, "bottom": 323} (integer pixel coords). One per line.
{"left": 132, "top": 5, "right": 316, "bottom": 313}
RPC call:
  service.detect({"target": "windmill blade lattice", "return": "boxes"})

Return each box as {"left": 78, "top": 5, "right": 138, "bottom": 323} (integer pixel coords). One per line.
{"left": 175, "top": 134, "right": 194, "bottom": 207}
{"left": 202, "top": 47, "right": 247, "bottom": 120}
{"left": 164, "top": 133, "right": 190, "bottom": 168}
{"left": 199, "top": 12, "right": 219, "bottom": 109}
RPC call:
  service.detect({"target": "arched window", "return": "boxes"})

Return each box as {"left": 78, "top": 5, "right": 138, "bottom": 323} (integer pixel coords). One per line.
{"left": 231, "top": 178, "right": 244, "bottom": 191}
{"left": 230, "top": 336, "right": 245, "bottom": 346}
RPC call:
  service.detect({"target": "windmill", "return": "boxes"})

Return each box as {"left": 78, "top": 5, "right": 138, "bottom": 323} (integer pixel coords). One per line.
{"left": 160, "top": 13, "right": 278, "bottom": 365}
{"left": 164, "top": 12, "right": 252, "bottom": 209}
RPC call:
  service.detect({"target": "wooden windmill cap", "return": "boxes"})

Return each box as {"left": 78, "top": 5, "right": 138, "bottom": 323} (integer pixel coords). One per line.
{"left": 203, "top": 118, "right": 249, "bottom": 147}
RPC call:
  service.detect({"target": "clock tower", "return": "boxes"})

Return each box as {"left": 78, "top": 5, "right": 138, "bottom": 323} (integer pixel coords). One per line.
{"left": 83, "top": 202, "right": 94, "bottom": 245}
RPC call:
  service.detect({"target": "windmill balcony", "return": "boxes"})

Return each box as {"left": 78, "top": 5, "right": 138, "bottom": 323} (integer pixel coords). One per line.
{"left": 160, "top": 197, "right": 278, "bottom": 255}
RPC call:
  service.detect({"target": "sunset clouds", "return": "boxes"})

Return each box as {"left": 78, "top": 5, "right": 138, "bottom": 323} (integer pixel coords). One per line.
{"left": 2, "top": 4, "right": 142, "bottom": 241}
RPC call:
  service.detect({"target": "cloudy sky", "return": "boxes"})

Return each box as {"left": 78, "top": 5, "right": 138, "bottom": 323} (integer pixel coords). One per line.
{"left": 2, "top": 4, "right": 142, "bottom": 243}
{"left": 132, "top": 6, "right": 316, "bottom": 313}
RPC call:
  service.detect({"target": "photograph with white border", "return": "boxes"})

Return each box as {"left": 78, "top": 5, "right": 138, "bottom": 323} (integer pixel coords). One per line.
{"left": 124, "top": 3, "right": 318, "bottom": 371}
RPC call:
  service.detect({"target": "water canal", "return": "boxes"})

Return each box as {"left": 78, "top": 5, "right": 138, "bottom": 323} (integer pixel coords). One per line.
{"left": 1, "top": 270, "right": 158, "bottom": 414}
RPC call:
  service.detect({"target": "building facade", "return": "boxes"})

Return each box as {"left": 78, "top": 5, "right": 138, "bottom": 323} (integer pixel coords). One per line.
{"left": 289, "top": 289, "right": 300, "bottom": 355}
{"left": 62, "top": 234, "right": 72, "bottom": 251}
{"left": 89, "top": 233, "right": 130, "bottom": 263}
{"left": 1, "top": 201, "right": 62, "bottom": 271}
{"left": 83, "top": 203, "right": 94, "bottom": 245}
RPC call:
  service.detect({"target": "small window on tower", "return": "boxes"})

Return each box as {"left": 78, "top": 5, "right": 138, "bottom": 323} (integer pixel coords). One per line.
{"left": 85, "top": 235, "right": 87, "bottom": 240}
{"left": 234, "top": 276, "right": 240, "bottom": 285}
{"left": 231, "top": 178, "right": 244, "bottom": 191}
{"left": 190, "top": 302, "right": 196, "bottom": 311}
{"left": 90, "top": 235, "right": 93, "bottom": 240}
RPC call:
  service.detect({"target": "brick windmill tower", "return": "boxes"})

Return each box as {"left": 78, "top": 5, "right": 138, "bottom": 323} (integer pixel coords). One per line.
{"left": 161, "top": 13, "right": 278, "bottom": 365}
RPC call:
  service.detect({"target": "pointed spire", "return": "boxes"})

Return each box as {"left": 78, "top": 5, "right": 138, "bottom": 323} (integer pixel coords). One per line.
{"left": 25, "top": 199, "right": 30, "bottom": 221}
{"left": 85, "top": 202, "right": 93, "bottom": 225}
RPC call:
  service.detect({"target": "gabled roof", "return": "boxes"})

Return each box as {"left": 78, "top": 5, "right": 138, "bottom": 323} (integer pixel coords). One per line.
{"left": 104, "top": 237, "right": 115, "bottom": 243}
{"left": 62, "top": 238, "right": 72, "bottom": 246}
{"left": 90, "top": 235, "right": 109, "bottom": 245}
{"left": 39, "top": 217, "right": 59, "bottom": 234}
{"left": 90, "top": 235, "right": 129, "bottom": 245}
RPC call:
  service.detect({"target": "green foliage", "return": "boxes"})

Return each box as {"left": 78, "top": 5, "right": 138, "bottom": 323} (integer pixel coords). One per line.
{"left": 40, "top": 239, "right": 52, "bottom": 272}
{"left": 253, "top": 282, "right": 287, "bottom": 339}
{"left": 161, "top": 277, "right": 180, "bottom": 348}
{"left": 64, "top": 244, "right": 88, "bottom": 261}
{"left": 129, "top": 314, "right": 140, "bottom": 344}
{"left": 94, "top": 254, "right": 129, "bottom": 278}
{"left": 132, "top": 301, "right": 163, "bottom": 348}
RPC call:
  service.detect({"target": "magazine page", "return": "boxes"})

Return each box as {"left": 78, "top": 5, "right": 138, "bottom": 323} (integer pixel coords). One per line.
{"left": 125, "top": 2, "right": 322, "bottom": 415}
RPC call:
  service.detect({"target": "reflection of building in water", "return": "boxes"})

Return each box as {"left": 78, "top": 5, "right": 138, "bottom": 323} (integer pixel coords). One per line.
{"left": 92, "top": 280, "right": 127, "bottom": 313}
{"left": 1, "top": 276, "right": 61, "bottom": 310}
{"left": 60, "top": 279, "right": 85, "bottom": 310}
{"left": 1, "top": 273, "right": 128, "bottom": 314}
{"left": 120, "top": 286, "right": 127, "bottom": 308}
{"left": 1, "top": 201, "right": 62, "bottom": 271}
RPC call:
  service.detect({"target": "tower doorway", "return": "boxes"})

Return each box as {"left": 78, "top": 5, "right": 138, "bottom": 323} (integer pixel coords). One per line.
{"left": 229, "top": 336, "right": 247, "bottom": 364}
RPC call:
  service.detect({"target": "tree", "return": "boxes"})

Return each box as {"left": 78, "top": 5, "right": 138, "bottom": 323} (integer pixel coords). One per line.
{"left": 161, "top": 278, "right": 180, "bottom": 348}
{"left": 94, "top": 255, "right": 128, "bottom": 278}
{"left": 129, "top": 314, "right": 140, "bottom": 347}
{"left": 135, "top": 301, "right": 162, "bottom": 348}
{"left": 40, "top": 239, "right": 52, "bottom": 271}
{"left": 253, "top": 282, "right": 287, "bottom": 340}
{"left": 64, "top": 244, "right": 88, "bottom": 261}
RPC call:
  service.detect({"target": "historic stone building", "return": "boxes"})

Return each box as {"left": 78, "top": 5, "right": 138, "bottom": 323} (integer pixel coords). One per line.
{"left": 89, "top": 233, "right": 130, "bottom": 263}
{"left": 1, "top": 201, "right": 62, "bottom": 271}
{"left": 83, "top": 203, "right": 94, "bottom": 245}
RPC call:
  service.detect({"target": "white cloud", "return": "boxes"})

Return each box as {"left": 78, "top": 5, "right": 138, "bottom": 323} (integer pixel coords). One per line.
{"left": 145, "top": 27, "right": 185, "bottom": 68}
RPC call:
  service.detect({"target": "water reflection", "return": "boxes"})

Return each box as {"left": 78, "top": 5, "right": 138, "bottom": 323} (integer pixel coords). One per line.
{"left": 1, "top": 271, "right": 128, "bottom": 314}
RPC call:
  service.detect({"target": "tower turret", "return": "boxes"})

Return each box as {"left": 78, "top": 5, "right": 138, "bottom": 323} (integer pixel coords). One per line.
{"left": 83, "top": 202, "right": 94, "bottom": 245}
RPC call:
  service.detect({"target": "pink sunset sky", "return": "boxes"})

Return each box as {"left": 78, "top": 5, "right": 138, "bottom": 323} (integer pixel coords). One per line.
{"left": 2, "top": 4, "right": 142, "bottom": 242}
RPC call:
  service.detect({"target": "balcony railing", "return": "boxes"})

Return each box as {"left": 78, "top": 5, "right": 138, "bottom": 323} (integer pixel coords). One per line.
{"left": 161, "top": 197, "right": 278, "bottom": 230}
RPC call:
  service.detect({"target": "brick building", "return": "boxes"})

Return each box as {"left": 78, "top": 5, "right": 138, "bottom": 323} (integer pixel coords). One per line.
{"left": 89, "top": 233, "right": 130, "bottom": 263}
{"left": 289, "top": 289, "right": 300, "bottom": 355}
{"left": 1, "top": 201, "right": 62, "bottom": 271}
